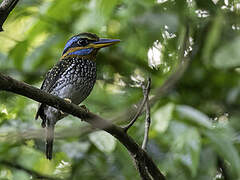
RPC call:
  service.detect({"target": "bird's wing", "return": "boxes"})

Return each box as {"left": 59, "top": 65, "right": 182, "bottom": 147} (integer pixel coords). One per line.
{"left": 40, "top": 59, "right": 71, "bottom": 92}
{"left": 35, "top": 58, "right": 75, "bottom": 121}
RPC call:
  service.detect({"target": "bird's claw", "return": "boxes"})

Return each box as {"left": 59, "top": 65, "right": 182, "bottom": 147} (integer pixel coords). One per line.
{"left": 64, "top": 98, "right": 72, "bottom": 103}
{"left": 61, "top": 98, "right": 71, "bottom": 115}
{"left": 80, "top": 105, "right": 89, "bottom": 113}
{"left": 79, "top": 105, "right": 90, "bottom": 120}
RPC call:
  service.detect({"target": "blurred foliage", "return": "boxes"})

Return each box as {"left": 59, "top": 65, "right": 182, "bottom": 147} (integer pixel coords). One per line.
{"left": 1, "top": 0, "right": 240, "bottom": 179}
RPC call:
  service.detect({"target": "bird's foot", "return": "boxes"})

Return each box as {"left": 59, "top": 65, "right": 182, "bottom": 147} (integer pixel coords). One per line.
{"left": 79, "top": 105, "right": 90, "bottom": 120}
{"left": 60, "top": 110, "right": 65, "bottom": 115}
{"left": 80, "top": 105, "right": 89, "bottom": 113}
{"left": 64, "top": 98, "right": 72, "bottom": 103}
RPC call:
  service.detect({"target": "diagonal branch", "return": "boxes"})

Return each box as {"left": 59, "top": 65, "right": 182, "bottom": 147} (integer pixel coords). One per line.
{"left": 0, "top": 72, "right": 165, "bottom": 180}
{"left": 0, "top": 0, "right": 20, "bottom": 31}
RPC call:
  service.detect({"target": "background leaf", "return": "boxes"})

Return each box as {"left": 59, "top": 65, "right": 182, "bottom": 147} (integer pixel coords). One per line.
{"left": 152, "top": 103, "right": 175, "bottom": 133}
{"left": 1, "top": 0, "right": 240, "bottom": 179}
{"left": 213, "top": 37, "right": 240, "bottom": 69}
{"left": 89, "top": 131, "right": 116, "bottom": 153}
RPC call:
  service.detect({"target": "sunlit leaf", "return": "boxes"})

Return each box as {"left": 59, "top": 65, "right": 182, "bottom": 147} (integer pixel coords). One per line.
{"left": 0, "top": 0, "right": 240, "bottom": 179}
{"left": 16, "top": 146, "right": 55, "bottom": 174}
{"left": 0, "top": 168, "right": 12, "bottom": 179}
{"left": 53, "top": 159, "right": 71, "bottom": 178}
{"left": 176, "top": 105, "right": 212, "bottom": 129}
{"left": 89, "top": 131, "right": 116, "bottom": 153}
{"left": 0, "top": 105, "right": 16, "bottom": 125}
{"left": 152, "top": 103, "right": 175, "bottom": 133}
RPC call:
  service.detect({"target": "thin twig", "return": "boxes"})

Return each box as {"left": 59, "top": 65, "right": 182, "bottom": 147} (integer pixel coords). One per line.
{"left": 1, "top": 160, "right": 60, "bottom": 180}
{"left": 123, "top": 78, "right": 151, "bottom": 132}
{"left": 142, "top": 78, "right": 151, "bottom": 150}
{"left": 113, "top": 26, "right": 192, "bottom": 126}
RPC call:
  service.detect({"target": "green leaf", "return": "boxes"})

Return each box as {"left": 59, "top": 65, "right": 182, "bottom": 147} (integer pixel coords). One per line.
{"left": 89, "top": 131, "right": 116, "bottom": 153}
{"left": 213, "top": 36, "right": 240, "bottom": 69}
{"left": 204, "top": 129, "right": 240, "bottom": 178}
{"left": 202, "top": 12, "right": 223, "bottom": 64}
{"left": 0, "top": 168, "right": 12, "bottom": 179}
{"left": 97, "top": 0, "right": 118, "bottom": 19}
{"left": 61, "top": 141, "right": 90, "bottom": 159}
{"left": 16, "top": 146, "right": 55, "bottom": 174}
{"left": 195, "top": 147, "right": 217, "bottom": 180}
{"left": 171, "top": 124, "right": 201, "bottom": 177}
{"left": 12, "top": 170, "right": 29, "bottom": 180}
{"left": 9, "top": 40, "right": 29, "bottom": 70}
{"left": 176, "top": 105, "right": 212, "bottom": 129}
{"left": 152, "top": 103, "right": 175, "bottom": 133}
{"left": 0, "top": 105, "right": 16, "bottom": 125}
{"left": 24, "top": 35, "right": 60, "bottom": 71}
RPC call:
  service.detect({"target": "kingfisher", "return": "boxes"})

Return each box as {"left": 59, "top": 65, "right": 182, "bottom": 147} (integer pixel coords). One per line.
{"left": 35, "top": 32, "right": 120, "bottom": 160}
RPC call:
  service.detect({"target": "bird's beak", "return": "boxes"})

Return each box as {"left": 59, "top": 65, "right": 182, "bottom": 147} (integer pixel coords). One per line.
{"left": 92, "top": 38, "right": 120, "bottom": 49}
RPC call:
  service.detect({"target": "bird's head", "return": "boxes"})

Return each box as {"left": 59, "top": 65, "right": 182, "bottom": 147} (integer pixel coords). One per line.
{"left": 61, "top": 32, "right": 120, "bottom": 60}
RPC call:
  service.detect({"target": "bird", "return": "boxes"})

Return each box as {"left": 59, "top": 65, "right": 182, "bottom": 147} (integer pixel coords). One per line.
{"left": 35, "top": 32, "right": 120, "bottom": 160}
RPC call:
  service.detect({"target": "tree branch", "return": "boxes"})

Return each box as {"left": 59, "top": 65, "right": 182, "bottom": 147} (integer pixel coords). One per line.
{"left": 0, "top": 0, "right": 20, "bottom": 31}
{"left": 0, "top": 72, "right": 165, "bottom": 180}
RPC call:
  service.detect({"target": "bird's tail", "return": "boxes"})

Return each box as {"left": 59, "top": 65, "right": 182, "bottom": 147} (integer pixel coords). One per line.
{"left": 46, "top": 124, "right": 54, "bottom": 160}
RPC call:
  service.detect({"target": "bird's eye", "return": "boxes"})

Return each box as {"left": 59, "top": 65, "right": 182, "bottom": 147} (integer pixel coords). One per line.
{"left": 77, "top": 39, "right": 89, "bottom": 46}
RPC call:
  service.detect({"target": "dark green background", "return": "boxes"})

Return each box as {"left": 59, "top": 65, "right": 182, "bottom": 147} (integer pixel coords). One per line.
{"left": 0, "top": 0, "right": 240, "bottom": 179}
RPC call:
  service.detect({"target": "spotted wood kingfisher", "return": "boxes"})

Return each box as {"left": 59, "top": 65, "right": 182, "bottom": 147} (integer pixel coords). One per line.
{"left": 35, "top": 33, "right": 120, "bottom": 159}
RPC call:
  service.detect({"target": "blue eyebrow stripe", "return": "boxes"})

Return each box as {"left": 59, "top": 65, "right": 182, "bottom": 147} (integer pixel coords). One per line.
{"left": 63, "top": 37, "right": 79, "bottom": 53}
{"left": 68, "top": 48, "right": 93, "bottom": 56}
